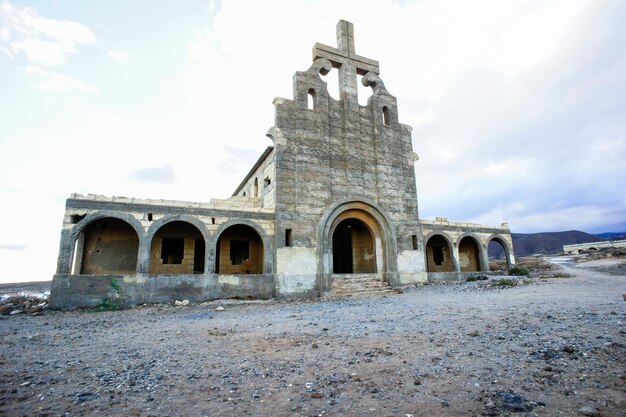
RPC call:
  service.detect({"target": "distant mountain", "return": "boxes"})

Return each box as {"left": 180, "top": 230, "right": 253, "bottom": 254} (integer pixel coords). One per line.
{"left": 595, "top": 232, "right": 626, "bottom": 240}
{"left": 489, "top": 230, "right": 602, "bottom": 258}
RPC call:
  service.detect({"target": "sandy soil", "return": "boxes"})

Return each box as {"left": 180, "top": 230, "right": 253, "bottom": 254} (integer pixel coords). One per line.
{"left": 0, "top": 258, "right": 624, "bottom": 417}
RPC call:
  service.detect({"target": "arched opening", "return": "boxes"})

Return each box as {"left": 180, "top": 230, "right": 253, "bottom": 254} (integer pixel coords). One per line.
{"left": 426, "top": 235, "right": 454, "bottom": 272}
{"left": 215, "top": 224, "right": 264, "bottom": 274}
{"left": 149, "top": 221, "right": 205, "bottom": 274}
{"left": 332, "top": 218, "right": 375, "bottom": 273}
{"left": 320, "top": 202, "right": 393, "bottom": 278}
{"left": 488, "top": 237, "right": 511, "bottom": 271}
{"left": 252, "top": 177, "right": 259, "bottom": 198}
{"left": 382, "top": 106, "right": 390, "bottom": 125}
{"left": 74, "top": 217, "right": 139, "bottom": 275}
{"left": 307, "top": 88, "right": 316, "bottom": 109}
{"left": 458, "top": 236, "right": 481, "bottom": 272}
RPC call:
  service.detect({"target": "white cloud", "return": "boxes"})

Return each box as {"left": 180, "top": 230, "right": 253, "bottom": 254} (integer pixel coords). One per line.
{"left": 0, "top": 1, "right": 96, "bottom": 66}
{"left": 24, "top": 65, "right": 98, "bottom": 94}
{"left": 108, "top": 49, "right": 132, "bottom": 64}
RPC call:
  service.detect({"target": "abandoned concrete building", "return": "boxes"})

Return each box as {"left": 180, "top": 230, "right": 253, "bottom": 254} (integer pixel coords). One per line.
{"left": 50, "top": 20, "right": 515, "bottom": 309}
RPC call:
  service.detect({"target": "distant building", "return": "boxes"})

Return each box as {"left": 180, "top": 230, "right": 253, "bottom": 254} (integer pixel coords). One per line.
{"left": 564, "top": 240, "right": 626, "bottom": 254}
{"left": 50, "top": 21, "right": 515, "bottom": 309}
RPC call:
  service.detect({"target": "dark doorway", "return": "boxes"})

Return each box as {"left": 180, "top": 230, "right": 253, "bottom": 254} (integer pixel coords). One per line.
{"left": 332, "top": 218, "right": 375, "bottom": 274}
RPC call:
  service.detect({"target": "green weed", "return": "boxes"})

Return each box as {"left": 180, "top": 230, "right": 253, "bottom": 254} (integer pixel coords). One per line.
{"left": 508, "top": 266, "right": 530, "bottom": 276}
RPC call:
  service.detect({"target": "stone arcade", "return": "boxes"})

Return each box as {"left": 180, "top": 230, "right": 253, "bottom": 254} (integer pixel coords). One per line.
{"left": 50, "top": 21, "right": 515, "bottom": 309}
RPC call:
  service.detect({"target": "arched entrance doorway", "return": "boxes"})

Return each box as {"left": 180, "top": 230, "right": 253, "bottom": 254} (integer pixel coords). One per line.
{"left": 425, "top": 234, "right": 454, "bottom": 272}
{"left": 74, "top": 217, "right": 139, "bottom": 274}
{"left": 319, "top": 201, "right": 395, "bottom": 280}
{"left": 215, "top": 224, "right": 264, "bottom": 274}
{"left": 332, "top": 218, "right": 375, "bottom": 273}
{"left": 458, "top": 236, "right": 481, "bottom": 272}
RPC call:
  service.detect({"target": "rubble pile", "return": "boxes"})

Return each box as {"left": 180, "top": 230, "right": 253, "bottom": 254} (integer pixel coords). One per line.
{"left": 0, "top": 293, "right": 48, "bottom": 316}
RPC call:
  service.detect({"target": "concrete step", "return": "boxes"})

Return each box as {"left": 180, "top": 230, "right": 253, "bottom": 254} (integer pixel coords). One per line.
{"left": 328, "top": 274, "right": 399, "bottom": 298}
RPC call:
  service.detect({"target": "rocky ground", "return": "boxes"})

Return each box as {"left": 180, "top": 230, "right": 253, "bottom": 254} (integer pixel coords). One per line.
{"left": 0, "top": 258, "right": 624, "bottom": 417}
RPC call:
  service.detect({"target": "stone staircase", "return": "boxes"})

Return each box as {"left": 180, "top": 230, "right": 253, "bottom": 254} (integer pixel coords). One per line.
{"left": 328, "top": 274, "right": 398, "bottom": 298}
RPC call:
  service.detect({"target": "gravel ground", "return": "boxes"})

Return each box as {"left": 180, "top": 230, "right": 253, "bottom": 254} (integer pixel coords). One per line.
{"left": 1, "top": 258, "right": 624, "bottom": 417}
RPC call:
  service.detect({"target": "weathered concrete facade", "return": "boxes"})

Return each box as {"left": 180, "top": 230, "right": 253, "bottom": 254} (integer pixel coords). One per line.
{"left": 50, "top": 20, "right": 514, "bottom": 309}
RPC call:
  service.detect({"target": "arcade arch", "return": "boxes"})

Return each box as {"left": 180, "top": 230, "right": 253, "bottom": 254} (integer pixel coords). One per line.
{"left": 73, "top": 217, "right": 139, "bottom": 275}
{"left": 215, "top": 224, "right": 264, "bottom": 274}
{"left": 425, "top": 234, "right": 454, "bottom": 272}
{"left": 149, "top": 221, "right": 205, "bottom": 274}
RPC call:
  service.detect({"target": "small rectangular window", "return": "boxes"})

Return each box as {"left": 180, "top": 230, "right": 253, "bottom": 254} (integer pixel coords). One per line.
{"left": 161, "top": 238, "right": 184, "bottom": 264}
{"left": 412, "top": 235, "right": 418, "bottom": 250}
{"left": 285, "top": 229, "right": 293, "bottom": 247}
{"left": 230, "top": 240, "right": 249, "bottom": 265}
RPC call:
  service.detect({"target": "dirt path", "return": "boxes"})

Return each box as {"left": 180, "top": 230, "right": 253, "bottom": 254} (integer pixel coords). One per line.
{"left": 1, "top": 260, "right": 624, "bottom": 417}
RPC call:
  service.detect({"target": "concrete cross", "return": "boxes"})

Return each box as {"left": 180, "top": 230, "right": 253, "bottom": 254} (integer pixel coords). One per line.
{"left": 313, "top": 20, "right": 380, "bottom": 102}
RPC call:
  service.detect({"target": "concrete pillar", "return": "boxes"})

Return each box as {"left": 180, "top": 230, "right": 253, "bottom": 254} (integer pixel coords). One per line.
{"left": 452, "top": 245, "right": 461, "bottom": 273}
{"left": 480, "top": 244, "right": 490, "bottom": 272}
{"left": 55, "top": 229, "right": 72, "bottom": 274}
{"left": 71, "top": 233, "right": 85, "bottom": 275}
{"left": 136, "top": 235, "right": 150, "bottom": 274}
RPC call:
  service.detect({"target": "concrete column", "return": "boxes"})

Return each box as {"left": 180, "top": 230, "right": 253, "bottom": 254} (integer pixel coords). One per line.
{"left": 71, "top": 233, "right": 85, "bottom": 275}
{"left": 480, "top": 244, "right": 490, "bottom": 272}
{"left": 508, "top": 251, "right": 516, "bottom": 267}
{"left": 136, "top": 235, "right": 150, "bottom": 274}
{"left": 452, "top": 245, "right": 461, "bottom": 273}
{"left": 55, "top": 229, "right": 72, "bottom": 274}
{"left": 205, "top": 244, "right": 215, "bottom": 274}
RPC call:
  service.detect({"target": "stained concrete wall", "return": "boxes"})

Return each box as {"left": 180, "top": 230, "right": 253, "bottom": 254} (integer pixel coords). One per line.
{"left": 49, "top": 273, "right": 275, "bottom": 310}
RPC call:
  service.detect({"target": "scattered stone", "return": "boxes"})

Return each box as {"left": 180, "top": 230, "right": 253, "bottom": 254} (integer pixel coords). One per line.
{"left": 500, "top": 392, "right": 535, "bottom": 412}
{"left": 215, "top": 306, "right": 225, "bottom": 312}
{"left": 468, "top": 330, "right": 480, "bottom": 337}
{"left": 578, "top": 405, "right": 599, "bottom": 416}
{"left": 563, "top": 345, "right": 576, "bottom": 354}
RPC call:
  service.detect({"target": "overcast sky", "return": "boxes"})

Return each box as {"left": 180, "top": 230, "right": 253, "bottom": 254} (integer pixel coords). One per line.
{"left": 1, "top": 0, "right": 625, "bottom": 283}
